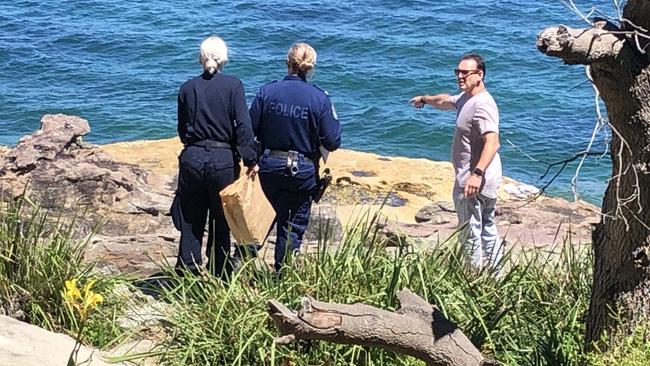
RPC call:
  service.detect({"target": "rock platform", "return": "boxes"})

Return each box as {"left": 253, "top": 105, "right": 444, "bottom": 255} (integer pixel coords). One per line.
{"left": 0, "top": 114, "right": 599, "bottom": 276}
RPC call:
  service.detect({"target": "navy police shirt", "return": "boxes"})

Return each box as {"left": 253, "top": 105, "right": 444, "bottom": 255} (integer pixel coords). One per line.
{"left": 249, "top": 75, "right": 341, "bottom": 160}
{"left": 177, "top": 71, "right": 257, "bottom": 167}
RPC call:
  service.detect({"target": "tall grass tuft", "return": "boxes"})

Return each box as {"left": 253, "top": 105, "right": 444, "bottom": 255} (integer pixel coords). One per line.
{"left": 123, "top": 211, "right": 593, "bottom": 366}
{"left": 0, "top": 194, "right": 91, "bottom": 329}
{"left": 0, "top": 193, "right": 127, "bottom": 348}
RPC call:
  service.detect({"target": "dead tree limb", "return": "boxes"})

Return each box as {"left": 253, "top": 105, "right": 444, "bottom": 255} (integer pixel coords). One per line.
{"left": 267, "top": 288, "right": 490, "bottom": 366}
{"left": 536, "top": 22, "right": 627, "bottom": 65}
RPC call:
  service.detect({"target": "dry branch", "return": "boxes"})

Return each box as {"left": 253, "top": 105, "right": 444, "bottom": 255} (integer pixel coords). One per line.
{"left": 536, "top": 23, "right": 625, "bottom": 64}
{"left": 267, "top": 288, "right": 490, "bottom": 366}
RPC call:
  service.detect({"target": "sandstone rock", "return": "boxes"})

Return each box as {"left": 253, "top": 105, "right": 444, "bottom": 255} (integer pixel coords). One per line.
{"left": 381, "top": 220, "right": 438, "bottom": 246}
{"left": 495, "top": 206, "right": 524, "bottom": 225}
{"left": 414, "top": 201, "right": 456, "bottom": 223}
{"left": 104, "top": 339, "right": 158, "bottom": 366}
{"left": 0, "top": 114, "right": 175, "bottom": 239}
{"left": 5, "top": 114, "right": 90, "bottom": 171}
{"left": 502, "top": 182, "right": 541, "bottom": 200}
{"left": 0, "top": 315, "right": 121, "bottom": 366}
{"left": 304, "top": 203, "right": 344, "bottom": 243}
{"left": 87, "top": 231, "right": 178, "bottom": 277}
{"left": 116, "top": 300, "right": 173, "bottom": 330}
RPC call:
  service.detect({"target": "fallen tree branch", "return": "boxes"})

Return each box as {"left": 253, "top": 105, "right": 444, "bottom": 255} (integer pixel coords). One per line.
{"left": 267, "top": 288, "right": 494, "bottom": 366}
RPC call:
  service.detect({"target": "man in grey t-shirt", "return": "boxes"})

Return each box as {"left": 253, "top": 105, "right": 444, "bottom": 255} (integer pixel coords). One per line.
{"left": 410, "top": 54, "right": 503, "bottom": 269}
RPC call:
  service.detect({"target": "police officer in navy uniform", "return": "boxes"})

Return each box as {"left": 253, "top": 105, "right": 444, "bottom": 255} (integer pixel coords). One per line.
{"left": 249, "top": 42, "right": 341, "bottom": 272}
{"left": 175, "top": 36, "right": 258, "bottom": 278}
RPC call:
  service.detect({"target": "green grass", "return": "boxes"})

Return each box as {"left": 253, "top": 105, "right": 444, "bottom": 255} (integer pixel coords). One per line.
{"left": 2, "top": 197, "right": 647, "bottom": 365}
{"left": 0, "top": 194, "right": 129, "bottom": 348}
{"left": 0, "top": 194, "right": 89, "bottom": 328}
{"left": 118, "top": 211, "right": 593, "bottom": 365}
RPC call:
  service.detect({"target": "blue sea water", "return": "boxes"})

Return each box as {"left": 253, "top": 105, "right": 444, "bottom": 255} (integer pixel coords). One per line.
{"left": 0, "top": 0, "right": 618, "bottom": 204}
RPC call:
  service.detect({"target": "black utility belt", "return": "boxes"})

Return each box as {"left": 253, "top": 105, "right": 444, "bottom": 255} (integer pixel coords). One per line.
{"left": 187, "top": 140, "right": 231, "bottom": 149}
{"left": 267, "top": 150, "right": 313, "bottom": 164}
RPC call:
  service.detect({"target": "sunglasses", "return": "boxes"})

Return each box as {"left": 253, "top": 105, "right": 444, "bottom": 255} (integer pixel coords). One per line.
{"left": 454, "top": 68, "right": 479, "bottom": 77}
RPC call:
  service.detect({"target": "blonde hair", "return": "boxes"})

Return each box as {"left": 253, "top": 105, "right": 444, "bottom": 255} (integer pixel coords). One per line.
{"left": 286, "top": 43, "right": 317, "bottom": 79}
{"left": 200, "top": 36, "right": 228, "bottom": 75}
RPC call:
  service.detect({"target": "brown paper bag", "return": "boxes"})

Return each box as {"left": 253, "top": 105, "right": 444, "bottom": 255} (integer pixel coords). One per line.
{"left": 220, "top": 174, "right": 275, "bottom": 245}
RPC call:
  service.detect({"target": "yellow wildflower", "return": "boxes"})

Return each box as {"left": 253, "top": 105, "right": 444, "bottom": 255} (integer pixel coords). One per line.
{"left": 63, "top": 277, "right": 103, "bottom": 366}
{"left": 62, "top": 278, "right": 103, "bottom": 320}
{"left": 63, "top": 279, "right": 81, "bottom": 302}
{"left": 63, "top": 279, "right": 82, "bottom": 315}
{"left": 81, "top": 291, "right": 103, "bottom": 318}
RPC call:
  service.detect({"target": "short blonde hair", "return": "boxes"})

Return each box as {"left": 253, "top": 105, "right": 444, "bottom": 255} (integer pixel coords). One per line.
{"left": 200, "top": 36, "right": 228, "bottom": 75}
{"left": 286, "top": 43, "right": 317, "bottom": 78}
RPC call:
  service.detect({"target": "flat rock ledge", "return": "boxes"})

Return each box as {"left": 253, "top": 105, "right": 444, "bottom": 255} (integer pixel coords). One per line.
{"left": 0, "top": 114, "right": 601, "bottom": 275}
{"left": 0, "top": 315, "right": 121, "bottom": 366}
{"left": 382, "top": 196, "right": 598, "bottom": 248}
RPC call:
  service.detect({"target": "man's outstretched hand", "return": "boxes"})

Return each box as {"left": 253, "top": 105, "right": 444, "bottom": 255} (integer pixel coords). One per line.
{"left": 409, "top": 95, "right": 426, "bottom": 109}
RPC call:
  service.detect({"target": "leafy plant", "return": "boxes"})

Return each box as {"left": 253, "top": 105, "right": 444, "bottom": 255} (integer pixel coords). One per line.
{"left": 586, "top": 322, "right": 650, "bottom": 366}
{"left": 0, "top": 194, "right": 92, "bottom": 329}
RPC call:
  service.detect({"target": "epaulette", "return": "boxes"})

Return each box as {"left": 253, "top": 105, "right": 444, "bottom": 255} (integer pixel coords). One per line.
{"left": 310, "top": 83, "right": 330, "bottom": 96}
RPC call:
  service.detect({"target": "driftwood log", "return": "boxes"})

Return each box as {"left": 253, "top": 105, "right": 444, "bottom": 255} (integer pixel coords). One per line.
{"left": 267, "top": 288, "right": 492, "bottom": 366}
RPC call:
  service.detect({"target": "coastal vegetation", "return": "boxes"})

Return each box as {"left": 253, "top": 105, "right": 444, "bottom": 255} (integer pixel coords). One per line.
{"left": 2, "top": 195, "right": 649, "bottom": 365}
{"left": 0, "top": 195, "right": 128, "bottom": 348}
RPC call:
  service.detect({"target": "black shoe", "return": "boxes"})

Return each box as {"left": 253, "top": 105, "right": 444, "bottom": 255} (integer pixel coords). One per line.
{"left": 133, "top": 271, "right": 179, "bottom": 300}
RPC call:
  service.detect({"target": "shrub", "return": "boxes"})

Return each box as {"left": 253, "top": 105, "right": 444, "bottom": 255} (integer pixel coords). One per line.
{"left": 586, "top": 322, "right": 650, "bottom": 366}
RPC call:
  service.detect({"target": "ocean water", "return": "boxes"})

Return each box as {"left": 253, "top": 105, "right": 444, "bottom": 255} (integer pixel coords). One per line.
{"left": 0, "top": 0, "right": 618, "bottom": 204}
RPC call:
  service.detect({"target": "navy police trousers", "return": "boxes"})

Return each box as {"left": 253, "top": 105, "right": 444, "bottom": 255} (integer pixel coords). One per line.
{"left": 258, "top": 153, "right": 316, "bottom": 272}
{"left": 175, "top": 145, "right": 238, "bottom": 277}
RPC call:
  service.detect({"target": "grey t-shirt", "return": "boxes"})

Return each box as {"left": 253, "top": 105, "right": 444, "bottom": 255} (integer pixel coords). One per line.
{"left": 449, "top": 91, "right": 502, "bottom": 198}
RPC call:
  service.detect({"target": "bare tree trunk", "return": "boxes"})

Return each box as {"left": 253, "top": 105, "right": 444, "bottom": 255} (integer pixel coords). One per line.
{"left": 267, "top": 288, "right": 490, "bottom": 366}
{"left": 537, "top": 0, "right": 650, "bottom": 350}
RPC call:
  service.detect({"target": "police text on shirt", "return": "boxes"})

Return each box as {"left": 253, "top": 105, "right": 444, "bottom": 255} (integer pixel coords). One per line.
{"left": 267, "top": 102, "right": 309, "bottom": 119}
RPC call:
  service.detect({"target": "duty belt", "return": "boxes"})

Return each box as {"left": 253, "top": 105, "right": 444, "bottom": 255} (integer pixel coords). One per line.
{"left": 188, "top": 140, "right": 231, "bottom": 149}
{"left": 268, "top": 149, "right": 313, "bottom": 164}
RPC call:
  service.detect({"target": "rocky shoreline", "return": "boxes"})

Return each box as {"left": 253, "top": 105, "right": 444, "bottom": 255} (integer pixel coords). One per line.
{"left": 0, "top": 114, "right": 599, "bottom": 275}
{"left": 0, "top": 114, "right": 601, "bottom": 365}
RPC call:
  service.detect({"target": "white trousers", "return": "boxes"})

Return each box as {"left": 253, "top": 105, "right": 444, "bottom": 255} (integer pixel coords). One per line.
{"left": 453, "top": 185, "right": 503, "bottom": 269}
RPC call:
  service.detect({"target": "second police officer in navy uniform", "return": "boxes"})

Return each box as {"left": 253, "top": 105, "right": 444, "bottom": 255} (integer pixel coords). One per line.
{"left": 249, "top": 42, "right": 342, "bottom": 272}
{"left": 175, "top": 36, "right": 258, "bottom": 279}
